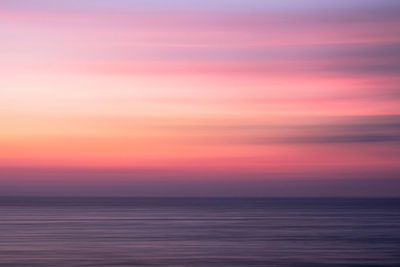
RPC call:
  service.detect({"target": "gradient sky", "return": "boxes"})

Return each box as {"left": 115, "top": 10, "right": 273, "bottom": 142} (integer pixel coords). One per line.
{"left": 1, "top": 0, "right": 400, "bottom": 196}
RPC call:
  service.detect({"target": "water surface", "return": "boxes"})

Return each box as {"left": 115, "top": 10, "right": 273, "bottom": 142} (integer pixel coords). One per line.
{"left": 0, "top": 197, "right": 399, "bottom": 266}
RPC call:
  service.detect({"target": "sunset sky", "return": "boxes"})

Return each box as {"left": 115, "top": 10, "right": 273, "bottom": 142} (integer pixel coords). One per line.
{"left": 1, "top": 0, "right": 400, "bottom": 196}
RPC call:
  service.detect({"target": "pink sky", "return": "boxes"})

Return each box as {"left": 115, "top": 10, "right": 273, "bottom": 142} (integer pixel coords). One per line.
{"left": 1, "top": 0, "right": 399, "bottom": 196}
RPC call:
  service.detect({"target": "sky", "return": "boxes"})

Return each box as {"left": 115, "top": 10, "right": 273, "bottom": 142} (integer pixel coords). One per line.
{"left": 1, "top": 0, "right": 400, "bottom": 196}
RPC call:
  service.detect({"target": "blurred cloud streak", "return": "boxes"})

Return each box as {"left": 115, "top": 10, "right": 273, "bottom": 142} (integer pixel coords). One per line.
{"left": 1, "top": 0, "right": 399, "bottom": 195}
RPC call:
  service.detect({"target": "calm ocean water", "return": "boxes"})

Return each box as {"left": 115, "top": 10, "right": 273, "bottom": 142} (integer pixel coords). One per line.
{"left": 0, "top": 197, "right": 399, "bottom": 266}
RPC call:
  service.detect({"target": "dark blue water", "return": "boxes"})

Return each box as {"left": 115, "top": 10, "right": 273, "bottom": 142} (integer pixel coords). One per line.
{"left": 0, "top": 198, "right": 399, "bottom": 266}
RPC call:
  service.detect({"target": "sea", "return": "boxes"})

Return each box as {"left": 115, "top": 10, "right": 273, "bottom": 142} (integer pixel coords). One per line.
{"left": 0, "top": 197, "right": 399, "bottom": 266}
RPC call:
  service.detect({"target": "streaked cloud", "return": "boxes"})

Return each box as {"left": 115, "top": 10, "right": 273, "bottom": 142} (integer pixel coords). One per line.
{"left": 1, "top": 0, "right": 399, "bottom": 196}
